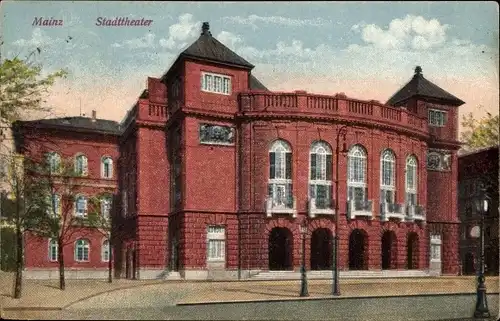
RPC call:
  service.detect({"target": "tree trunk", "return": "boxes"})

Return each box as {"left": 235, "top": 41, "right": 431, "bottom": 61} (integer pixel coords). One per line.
{"left": 58, "top": 240, "right": 65, "bottom": 290}
{"left": 13, "top": 225, "right": 23, "bottom": 299}
{"left": 108, "top": 247, "right": 113, "bottom": 283}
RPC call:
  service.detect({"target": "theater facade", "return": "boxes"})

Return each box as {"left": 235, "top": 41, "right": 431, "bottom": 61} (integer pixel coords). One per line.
{"left": 15, "top": 22, "right": 464, "bottom": 280}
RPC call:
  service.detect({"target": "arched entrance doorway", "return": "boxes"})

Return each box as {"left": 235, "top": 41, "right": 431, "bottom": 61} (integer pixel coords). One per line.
{"left": 381, "top": 230, "right": 397, "bottom": 270}
{"left": 310, "top": 228, "right": 333, "bottom": 270}
{"left": 464, "top": 252, "right": 475, "bottom": 275}
{"left": 269, "top": 227, "right": 293, "bottom": 270}
{"left": 349, "top": 229, "right": 368, "bottom": 270}
{"left": 407, "top": 233, "right": 419, "bottom": 270}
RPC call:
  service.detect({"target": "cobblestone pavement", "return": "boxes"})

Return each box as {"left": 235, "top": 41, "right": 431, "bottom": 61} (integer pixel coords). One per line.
{"left": 4, "top": 294, "right": 499, "bottom": 320}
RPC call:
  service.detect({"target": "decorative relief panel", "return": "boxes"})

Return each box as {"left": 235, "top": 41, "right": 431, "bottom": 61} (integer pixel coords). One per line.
{"left": 427, "top": 149, "right": 452, "bottom": 171}
{"left": 199, "top": 123, "right": 235, "bottom": 145}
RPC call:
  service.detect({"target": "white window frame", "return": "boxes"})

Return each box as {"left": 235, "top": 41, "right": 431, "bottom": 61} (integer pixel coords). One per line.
{"left": 75, "top": 154, "right": 88, "bottom": 176}
{"left": 269, "top": 140, "right": 293, "bottom": 208}
{"left": 101, "top": 239, "right": 110, "bottom": 262}
{"left": 101, "top": 156, "right": 113, "bottom": 179}
{"left": 206, "top": 226, "right": 226, "bottom": 262}
{"left": 201, "top": 72, "right": 231, "bottom": 95}
{"left": 74, "top": 195, "right": 88, "bottom": 217}
{"left": 101, "top": 196, "right": 112, "bottom": 219}
{"left": 430, "top": 234, "right": 442, "bottom": 262}
{"left": 347, "top": 145, "right": 367, "bottom": 201}
{"left": 48, "top": 238, "right": 58, "bottom": 262}
{"left": 46, "top": 152, "right": 61, "bottom": 174}
{"left": 309, "top": 141, "right": 332, "bottom": 202}
{"left": 428, "top": 109, "right": 447, "bottom": 127}
{"left": 380, "top": 149, "right": 396, "bottom": 204}
{"left": 405, "top": 155, "right": 418, "bottom": 205}
{"left": 74, "top": 239, "right": 90, "bottom": 262}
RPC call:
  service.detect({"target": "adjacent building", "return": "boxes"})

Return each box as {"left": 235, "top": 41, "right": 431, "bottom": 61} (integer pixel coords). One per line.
{"left": 458, "top": 146, "right": 499, "bottom": 276}
{"left": 14, "top": 22, "right": 465, "bottom": 279}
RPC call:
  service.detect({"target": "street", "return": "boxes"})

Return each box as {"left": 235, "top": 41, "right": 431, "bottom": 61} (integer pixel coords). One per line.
{"left": 5, "top": 294, "right": 499, "bottom": 321}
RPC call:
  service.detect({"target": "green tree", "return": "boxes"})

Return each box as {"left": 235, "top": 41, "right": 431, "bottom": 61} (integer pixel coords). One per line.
{"left": 460, "top": 111, "right": 499, "bottom": 151}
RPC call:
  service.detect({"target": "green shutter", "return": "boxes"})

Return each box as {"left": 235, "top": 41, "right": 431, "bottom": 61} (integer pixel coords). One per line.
{"left": 310, "top": 154, "right": 317, "bottom": 180}
{"left": 326, "top": 154, "right": 332, "bottom": 180}
{"left": 285, "top": 153, "right": 292, "bottom": 179}
{"left": 269, "top": 152, "right": 275, "bottom": 178}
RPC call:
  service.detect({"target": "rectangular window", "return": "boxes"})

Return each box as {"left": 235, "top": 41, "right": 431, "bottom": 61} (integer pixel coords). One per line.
{"left": 49, "top": 240, "right": 58, "bottom": 262}
{"left": 380, "top": 189, "right": 395, "bottom": 204}
{"left": 75, "top": 197, "right": 87, "bottom": 217}
{"left": 269, "top": 183, "right": 293, "bottom": 208}
{"left": 101, "top": 198, "right": 111, "bottom": 219}
{"left": 406, "top": 192, "right": 417, "bottom": 206}
{"left": 201, "top": 72, "right": 231, "bottom": 95}
{"left": 310, "top": 184, "right": 331, "bottom": 209}
{"left": 428, "top": 109, "right": 447, "bottom": 127}
{"left": 349, "top": 186, "right": 366, "bottom": 202}
{"left": 207, "top": 226, "right": 225, "bottom": 261}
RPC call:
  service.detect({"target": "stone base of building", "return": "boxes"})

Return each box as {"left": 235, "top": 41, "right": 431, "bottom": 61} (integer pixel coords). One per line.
{"left": 24, "top": 268, "right": 109, "bottom": 280}
{"left": 429, "top": 260, "right": 442, "bottom": 276}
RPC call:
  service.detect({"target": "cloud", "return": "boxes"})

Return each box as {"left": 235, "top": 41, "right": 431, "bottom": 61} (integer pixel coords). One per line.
{"left": 159, "top": 13, "right": 201, "bottom": 49}
{"left": 112, "top": 32, "right": 156, "bottom": 49}
{"left": 12, "top": 28, "right": 54, "bottom": 47}
{"left": 352, "top": 15, "right": 449, "bottom": 50}
{"left": 222, "top": 14, "right": 333, "bottom": 29}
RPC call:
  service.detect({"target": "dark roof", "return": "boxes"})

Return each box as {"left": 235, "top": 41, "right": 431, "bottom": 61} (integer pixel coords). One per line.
{"left": 180, "top": 22, "right": 254, "bottom": 69}
{"left": 250, "top": 74, "right": 269, "bottom": 91}
{"left": 386, "top": 66, "right": 465, "bottom": 106}
{"left": 16, "top": 116, "right": 121, "bottom": 135}
{"left": 458, "top": 145, "right": 499, "bottom": 157}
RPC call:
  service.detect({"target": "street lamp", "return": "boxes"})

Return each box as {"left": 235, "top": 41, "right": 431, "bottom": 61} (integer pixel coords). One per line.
{"left": 473, "top": 187, "right": 490, "bottom": 319}
{"left": 333, "top": 125, "right": 349, "bottom": 296}
{"left": 300, "top": 221, "right": 309, "bottom": 297}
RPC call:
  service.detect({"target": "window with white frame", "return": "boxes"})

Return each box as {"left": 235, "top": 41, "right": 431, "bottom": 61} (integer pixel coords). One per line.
{"left": 75, "top": 154, "right": 88, "bottom": 176}
{"left": 74, "top": 195, "right": 88, "bottom": 217}
{"left": 309, "top": 141, "right": 332, "bottom": 208}
{"left": 201, "top": 72, "right": 231, "bottom": 95}
{"left": 101, "top": 196, "right": 112, "bottom": 219}
{"left": 47, "top": 194, "right": 61, "bottom": 217}
{"left": 380, "top": 149, "right": 396, "bottom": 204}
{"left": 347, "top": 145, "right": 367, "bottom": 202}
{"left": 101, "top": 157, "right": 113, "bottom": 179}
{"left": 207, "top": 226, "right": 225, "bottom": 261}
{"left": 75, "top": 239, "right": 89, "bottom": 262}
{"left": 430, "top": 234, "right": 441, "bottom": 261}
{"left": 46, "top": 152, "right": 61, "bottom": 174}
{"left": 428, "top": 109, "right": 447, "bottom": 127}
{"left": 49, "top": 239, "right": 58, "bottom": 262}
{"left": 101, "top": 239, "right": 110, "bottom": 262}
{"left": 405, "top": 155, "right": 418, "bottom": 206}
{"left": 268, "top": 140, "right": 293, "bottom": 208}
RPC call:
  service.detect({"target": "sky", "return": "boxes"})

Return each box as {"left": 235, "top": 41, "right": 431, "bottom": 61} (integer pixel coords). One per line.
{"left": 1, "top": 1, "right": 499, "bottom": 131}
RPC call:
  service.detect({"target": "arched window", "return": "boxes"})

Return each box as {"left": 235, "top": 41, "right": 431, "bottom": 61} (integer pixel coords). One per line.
{"left": 101, "top": 239, "right": 110, "bottom": 262}
{"left": 75, "top": 154, "right": 88, "bottom": 176}
{"left": 309, "top": 141, "right": 332, "bottom": 208}
{"left": 347, "top": 145, "right": 367, "bottom": 202}
{"left": 380, "top": 149, "right": 396, "bottom": 204}
{"left": 75, "top": 239, "right": 89, "bottom": 262}
{"left": 48, "top": 239, "right": 58, "bottom": 262}
{"left": 101, "top": 157, "right": 113, "bottom": 179}
{"left": 405, "top": 155, "right": 418, "bottom": 205}
{"left": 46, "top": 152, "right": 61, "bottom": 174}
{"left": 75, "top": 195, "right": 88, "bottom": 217}
{"left": 269, "top": 140, "right": 292, "bottom": 208}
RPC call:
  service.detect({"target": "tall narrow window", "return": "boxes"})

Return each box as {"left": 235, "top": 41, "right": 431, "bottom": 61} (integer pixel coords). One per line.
{"left": 101, "top": 239, "right": 110, "bottom": 262}
{"left": 347, "top": 145, "right": 367, "bottom": 202}
{"left": 207, "top": 226, "right": 226, "bottom": 262}
{"left": 75, "top": 154, "right": 88, "bottom": 176}
{"left": 49, "top": 239, "right": 58, "bottom": 262}
{"left": 75, "top": 195, "right": 88, "bottom": 217}
{"left": 47, "top": 194, "right": 61, "bottom": 217}
{"left": 46, "top": 152, "right": 61, "bottom": 174}
{"left": 101, "top": 157, "right": 113, "bottom": 179}
{"left": 75, "top": 239, "right": 89, "bottom": 262}
{"left": 405, "top": 155, "right": 418, "bottom": 205}
{"left": 309, "top": 141, "right": 333, "bottom": 209}
{"left": 101, "top": 196, "right": 112, "bottom": 219}
{"left": 380, "top": 149, "right": 396, "bottom": 204}
{"left": 268, "top": 140, "right": 293, "bottom": 208}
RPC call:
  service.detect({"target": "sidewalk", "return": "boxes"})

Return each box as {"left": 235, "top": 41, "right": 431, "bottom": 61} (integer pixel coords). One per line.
{"left": 1, "top": 271, "right": 499, "bottom": 311}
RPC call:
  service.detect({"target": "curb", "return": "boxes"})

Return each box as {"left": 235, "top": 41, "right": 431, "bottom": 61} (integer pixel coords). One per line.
{"left": 176, "top": 291, "right": 500, "bottom": 306}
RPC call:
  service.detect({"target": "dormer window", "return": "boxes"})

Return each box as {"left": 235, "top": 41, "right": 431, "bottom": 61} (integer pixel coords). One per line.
{"left": 201, "top": 72, "right": 231, "bottom": 95}
{"left": 428, "top": 109, "right": 447, "bottom": 127}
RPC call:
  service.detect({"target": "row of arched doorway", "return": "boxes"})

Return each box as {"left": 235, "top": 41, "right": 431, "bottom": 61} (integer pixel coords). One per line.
{"left": 268, "top": 227, "right": 420, "bottom": 270}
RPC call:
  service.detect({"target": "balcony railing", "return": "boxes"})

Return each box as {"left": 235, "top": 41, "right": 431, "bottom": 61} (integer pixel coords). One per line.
{"left": 380, "top": 202, "right": 405, "bottom": 221}
{"left": 308, "top": 197, "right": 335, "bottom": 218}
{"left": 348, "top": 200, "right": 373, "bottom": 220}
{"left": 266, "top": 197, "right": 297, "bottom": 218}
{"left": 405, "top": 204, "right": 426, "bottom": 222}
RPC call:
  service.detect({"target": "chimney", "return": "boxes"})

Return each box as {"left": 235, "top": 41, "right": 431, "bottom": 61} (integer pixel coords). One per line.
{"left": 91, "top": 110, "right": 96, "bottom": 122}
{"left": 201, "top": 22, "right": 211, "bottom": 36}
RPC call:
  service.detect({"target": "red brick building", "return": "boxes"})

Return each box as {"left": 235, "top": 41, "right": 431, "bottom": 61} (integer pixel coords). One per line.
{"left": 15, "top": 22, "right": 464, "bottom": 279}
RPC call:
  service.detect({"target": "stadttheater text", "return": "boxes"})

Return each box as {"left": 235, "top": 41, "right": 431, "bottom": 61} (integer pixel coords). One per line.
{"left": 96, "top": 17, "right": 152, "bottom": 26}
